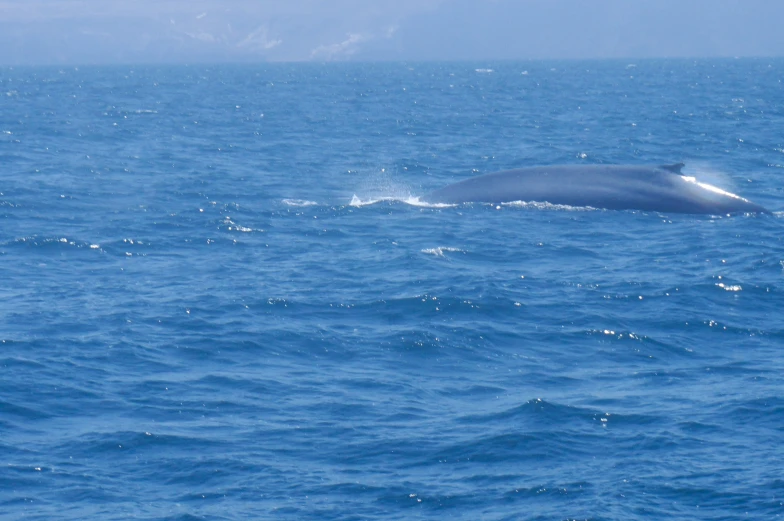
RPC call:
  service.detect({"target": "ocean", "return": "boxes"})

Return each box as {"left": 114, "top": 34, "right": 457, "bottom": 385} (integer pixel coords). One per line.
{"left": 1, "top": 59, "right": 782, "bottom": 520}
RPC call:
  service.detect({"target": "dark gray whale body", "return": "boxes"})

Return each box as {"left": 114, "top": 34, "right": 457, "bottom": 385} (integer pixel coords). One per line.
{"left": 425, "top": 164, "right": 769, "bottom": 214}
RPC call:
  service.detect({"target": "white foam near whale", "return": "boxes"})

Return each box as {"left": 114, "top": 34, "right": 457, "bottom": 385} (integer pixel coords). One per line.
{"left": 348, "top": 194, "right": 455, "bottom": 208}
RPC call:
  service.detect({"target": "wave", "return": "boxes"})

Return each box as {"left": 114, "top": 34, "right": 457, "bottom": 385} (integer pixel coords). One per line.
{"left": 4, "top": 236, "right": 104, "bottom": 252}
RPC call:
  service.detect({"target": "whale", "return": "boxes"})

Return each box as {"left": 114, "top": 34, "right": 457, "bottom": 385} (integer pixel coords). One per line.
{"left": 424, "top": 163, "right": 769, "bottom": 214}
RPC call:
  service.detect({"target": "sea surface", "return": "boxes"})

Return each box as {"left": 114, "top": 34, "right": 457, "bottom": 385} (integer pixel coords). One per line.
{"left": 1, "top": 60, "right": 783, "bottom": 520}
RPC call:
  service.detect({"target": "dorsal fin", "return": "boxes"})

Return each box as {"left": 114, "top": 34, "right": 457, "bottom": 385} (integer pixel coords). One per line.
{"left": 659, "top": 163, "right": 685, "bottom": 174}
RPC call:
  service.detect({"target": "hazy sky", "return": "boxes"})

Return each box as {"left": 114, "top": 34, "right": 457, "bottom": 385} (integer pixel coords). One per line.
{"left": 1, "top": 0, "right": 783, "bottom": 65}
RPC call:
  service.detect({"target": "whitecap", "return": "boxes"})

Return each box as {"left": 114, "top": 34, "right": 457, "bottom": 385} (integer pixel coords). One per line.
{"left": 229, "top": 225, "right": 254, "bottom": 233}
{"left": 421, "top": 247, "right": 464, "bottom": 257}
{"left": 282, "top": 199, "right": 318, "bottom": 207}
{"left": 224, "top": 216, "right": 259, "bottom": 232}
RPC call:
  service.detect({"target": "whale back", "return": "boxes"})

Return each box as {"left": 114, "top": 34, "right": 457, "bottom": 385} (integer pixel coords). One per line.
{"left": 425, "top": 164, "right": 768, "bottom": 214}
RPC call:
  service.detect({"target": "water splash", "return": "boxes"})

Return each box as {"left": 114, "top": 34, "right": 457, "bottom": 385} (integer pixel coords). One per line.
{"left": 349, "top": 194, "right": 454, "bottom": 208}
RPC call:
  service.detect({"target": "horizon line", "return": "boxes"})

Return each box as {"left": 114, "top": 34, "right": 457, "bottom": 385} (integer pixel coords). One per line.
{"left": 3, "top": 55, "right": 784, "bottom": 69}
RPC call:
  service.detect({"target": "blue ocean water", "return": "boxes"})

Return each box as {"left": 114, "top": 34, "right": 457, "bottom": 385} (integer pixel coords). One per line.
{"left": 1, "top": 60, "right": 783, "bottom": 520}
